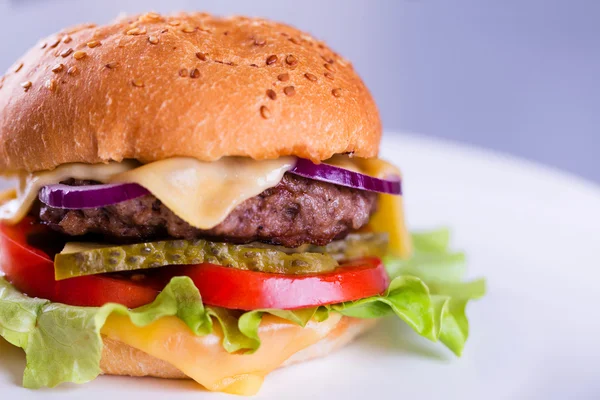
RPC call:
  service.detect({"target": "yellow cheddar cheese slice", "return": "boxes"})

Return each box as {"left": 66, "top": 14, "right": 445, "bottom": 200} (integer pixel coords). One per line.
{"left": 370, "top": 194, "right": 413, "bottom": 258}
{"left": 101, "top": 313, "right": 342, "bottom": 395}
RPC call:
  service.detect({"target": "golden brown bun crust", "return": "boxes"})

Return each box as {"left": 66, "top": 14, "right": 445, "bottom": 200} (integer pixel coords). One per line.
{"left": 0, "top": 12, "right": 381, "bottom": 173}
{"left": 99, "top": 316, "right": 375, "bottom": 380}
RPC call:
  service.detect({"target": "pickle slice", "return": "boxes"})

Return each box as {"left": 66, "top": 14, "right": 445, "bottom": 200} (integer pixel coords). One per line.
{"left": 323, "top": 232, "right": 388, "bottom": 260}
{"left": 249, "top": 233, "right": 389, "bottom": 261}
{"left": 54, "top": 239, "right": 340, "bottom": 280}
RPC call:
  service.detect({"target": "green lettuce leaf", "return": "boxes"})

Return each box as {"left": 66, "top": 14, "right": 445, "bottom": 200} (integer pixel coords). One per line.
{"left": 0, "top": 229, "right": 484, "bottom": 389}
{"left": 384, "top": 229, "right": 467, "bottom": 282}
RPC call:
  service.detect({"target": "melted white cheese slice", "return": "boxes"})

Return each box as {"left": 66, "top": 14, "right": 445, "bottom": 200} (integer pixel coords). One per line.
{"left": 110, "top": 157, "right": 294, "bottom": 229}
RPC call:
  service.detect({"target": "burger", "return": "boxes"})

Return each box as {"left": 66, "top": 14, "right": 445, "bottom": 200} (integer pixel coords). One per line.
{"left": 0, "top": 12, "right": 484, "bottom": 395}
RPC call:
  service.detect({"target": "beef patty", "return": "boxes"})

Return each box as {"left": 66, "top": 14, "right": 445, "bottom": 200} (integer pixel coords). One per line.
{"left": 38, "top": 174, "right": 378, "bottom": 247}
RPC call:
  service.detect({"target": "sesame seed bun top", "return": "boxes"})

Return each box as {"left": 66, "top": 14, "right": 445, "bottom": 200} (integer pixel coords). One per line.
{"left": 0, "top": 12, "right": 381, "bottom": 173}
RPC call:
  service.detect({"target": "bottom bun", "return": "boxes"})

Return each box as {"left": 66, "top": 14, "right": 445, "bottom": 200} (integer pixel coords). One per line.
{"left": 99, "top": 316, "right": 376, "bottom": 380}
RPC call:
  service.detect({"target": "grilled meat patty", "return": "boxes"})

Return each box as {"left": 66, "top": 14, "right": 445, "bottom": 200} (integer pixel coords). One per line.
{"left": 38, "top": 174, "right": 378, "bottom": 247}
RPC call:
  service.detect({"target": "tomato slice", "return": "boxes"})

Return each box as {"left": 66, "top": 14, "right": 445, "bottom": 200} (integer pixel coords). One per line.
{"left": 0, "top": 219, "right": 389, "bottom": 310}
{"left": 0, "top": 219, "right": 161, "bottom": 308}
{"left": 168, "top": 259, "right": 389, "bottom": 310}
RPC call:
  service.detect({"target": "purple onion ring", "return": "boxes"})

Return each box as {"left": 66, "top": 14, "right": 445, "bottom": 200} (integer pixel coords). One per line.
{"left": 289, "top": 158, "right": 401, "bottom": 195}
{"left": 39, "top": 183, "right": 150, "bottom": 209}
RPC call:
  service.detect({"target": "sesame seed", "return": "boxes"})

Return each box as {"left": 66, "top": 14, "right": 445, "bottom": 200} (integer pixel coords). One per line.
{"left": 179, "top": 68, "right": 188, "bottom": 77}
{"left": 289, "top": 37, "right": 300, "bottom": 45}
{"left": 283, "top": 86, "right": 296, "bottom": 96}
{"left": 285, "top": 55, "right": 298, "bottom": 66}
{"left": 127, "top": 27, "right": 146, "bottom": 35}
{"left": 51, "top": 64, "right": 64, "bottom": 73}
{"left": 87, "top": 40, "right": 101, "bottom": 48}
{"left": 21, "top": 81, "right": 32, "bottom": 91}
{"left": 332, "top": 88, "right": 342, "bottom": 97}
{"left": 13, "top": 63, "right": 23, "bottom": 73}
{"left": 141, "top": 12, "right": 161, "bottom": 22}
{"left": 250, "top": 64, "right": 258, "bottom": 67}
{"left": 190, "top": 68, "right": 201, "bottom": 79}
{"left": 266, "top": 55, "right": 278, "bottom": 65}
{"left": 254, "top": 38, "right": 266, "bottom": 46}
{"left": 73, "top": 51, "right": 87, "bottom": 60}
{"left": 63, "top": 35, "right": 73, "bottom": 44}
{"left": 67, "top": 66, "right": 78, "bottom": 75}
{"left": 304, "top": 72, "right": 317, "bottom": 82}
{"left": 105, "top": 62, "right": 119, "bottom": 69}
{"left": 266, "top": 89, "right": 277, "bottom": 100}
{"left": 40, "top": 42, "right": 47, "bottom": 49}
{"left": 132, "top": 79, "right": 144, "bottom": 87}
{"left": 45, "top": 79, "right": 57, "bottom": 92}
{"left": 60, "top": 48, "right": 73, "bottom": 58}
{"left": 324, "top": 72, "right": 334, "bottom": 80}
{"left": 324, "top": 63, "right": 334, "bottom": 71}
{"left": 49, "top": 39, "right": 61, "bottom": 48}
{"left": 322, "top": 55, "right": 335, "bottom": 64}
{"left": 195, "top": 52, "right": 207, "bottom": 61}
{"left": 182, "top": 26, "right": 196, "bottom": 33}
{"left": 260, "top": 105, "right": 270, "bottom": 119}
{"left": 169, "top": 20, "right": 181, "bottom": 26}
{"left": 148, "top": 35, "right": 159, "bottom": 44}
{"left": 277, "top": 73, "right": 290, "bottom": 82}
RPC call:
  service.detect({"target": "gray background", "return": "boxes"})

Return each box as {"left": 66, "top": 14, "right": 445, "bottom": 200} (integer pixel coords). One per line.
{"left": 1, "top": 0, "right": 598, "bottom": 183}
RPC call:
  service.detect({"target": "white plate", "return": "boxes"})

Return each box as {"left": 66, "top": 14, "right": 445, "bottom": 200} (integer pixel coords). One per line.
{"left": 2, "top": 133, "right": 599, "bottom": 400}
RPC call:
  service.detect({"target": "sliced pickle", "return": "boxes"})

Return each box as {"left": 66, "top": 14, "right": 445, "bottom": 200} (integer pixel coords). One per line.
{"left": 54, "top": 239, "right": 340, "bottom": 280}
{"left": 324, "top": 232, "right": 388, "bottom": 260}
{"left": 248, "top": 233, "right": 389, "bottom": 261}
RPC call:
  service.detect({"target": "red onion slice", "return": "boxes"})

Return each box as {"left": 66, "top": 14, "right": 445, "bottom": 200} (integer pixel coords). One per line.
{"left": 39, "top": 158, "right": 399, "bottom": 211}
{"left": 289, "top": 158, "right": 402, "bottom": 195}
{"left": 39, "top": 183, "right": 150, "bottom": 209}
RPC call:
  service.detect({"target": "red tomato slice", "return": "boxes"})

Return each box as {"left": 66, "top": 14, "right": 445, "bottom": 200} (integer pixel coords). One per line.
{"left": 170, "top": 259, "right": 389, "bottom": 310}
{"left": 0, "top": 219, "right": 161, "bottom": 308}
{"left": 0, "top": 219, "right": 389, "bottom": 310}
